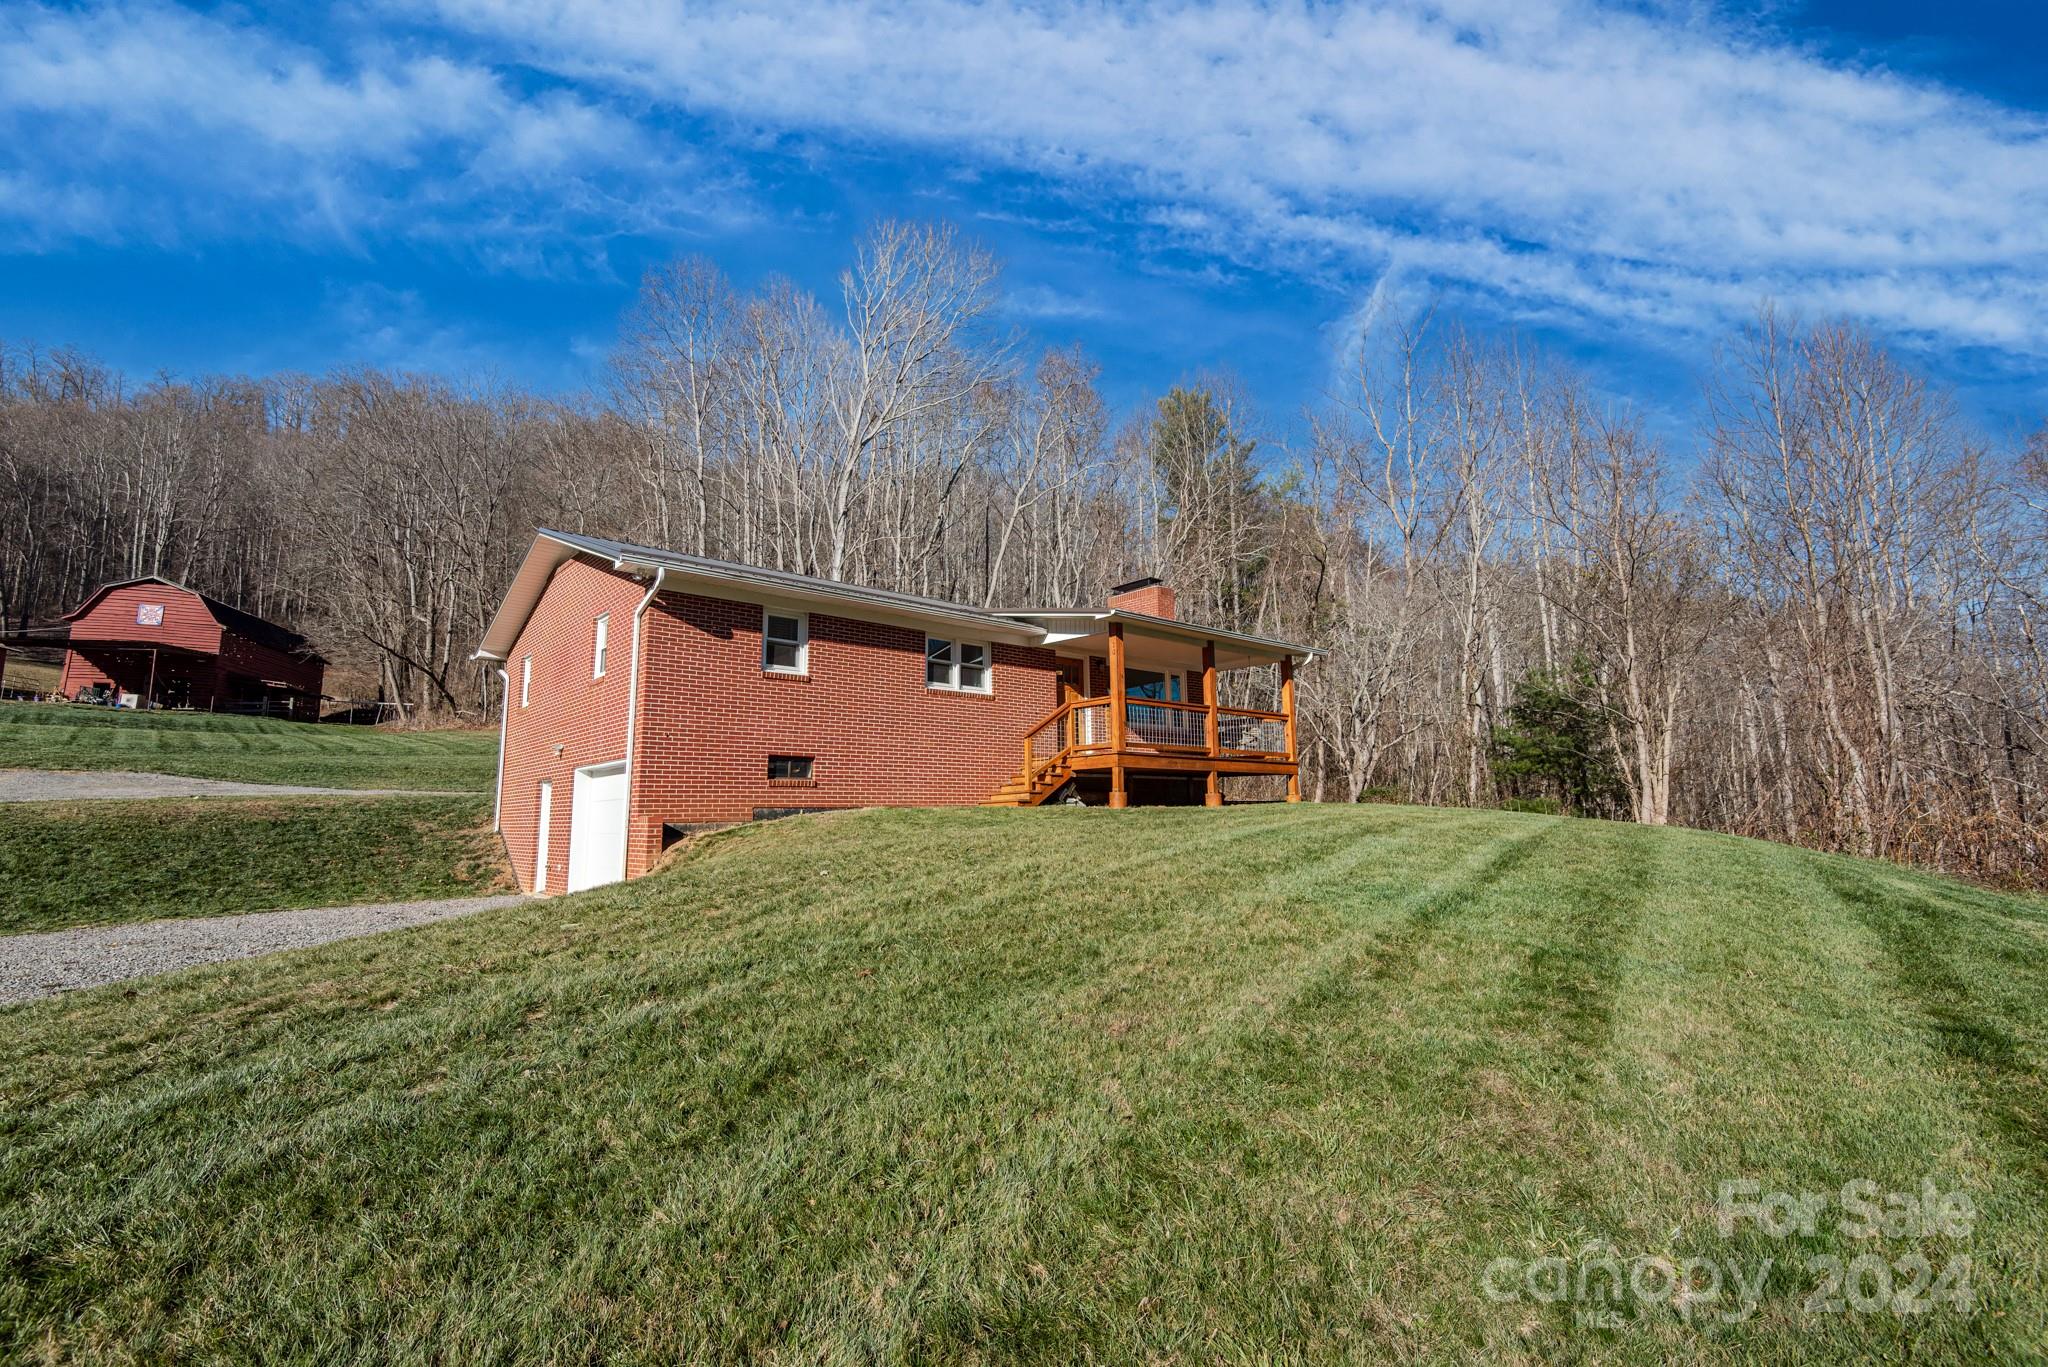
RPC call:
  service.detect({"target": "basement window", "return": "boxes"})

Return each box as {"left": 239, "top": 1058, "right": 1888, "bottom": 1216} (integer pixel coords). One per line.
{"left": 767, "top": 755, "right": 814, "bottom": 781}
{"left": 926, "top": 637, "right": 991, "bottom": 693}
{"left": 763, "top": 609, "right": 808, "bottom": 674}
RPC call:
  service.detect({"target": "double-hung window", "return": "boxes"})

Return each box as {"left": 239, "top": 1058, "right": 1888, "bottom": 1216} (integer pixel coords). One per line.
{"left": 763, "top": 609, "right": 808, "bottom": 674}
{"left": 926, "top": 637, "right": 991, "bottom": 693}
{"left": 592, "top": 614, "right": 610, "bottom": 678}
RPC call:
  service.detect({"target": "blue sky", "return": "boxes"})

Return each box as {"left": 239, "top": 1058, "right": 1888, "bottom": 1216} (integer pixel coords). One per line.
{"left": 2, "top": 0, "right": 2044, "bottom": 447}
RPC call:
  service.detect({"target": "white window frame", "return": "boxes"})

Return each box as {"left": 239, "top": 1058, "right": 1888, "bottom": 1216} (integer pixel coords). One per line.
{"left": 519, "top": 655, "right": 532, "bottom": 708}
{"left": 592, "top": 613, "right": 610, "bottom": 679}
{"left": 762, "top": 607, "right": 808, "bottom": 675}
{"left": 926, "top": 636, "right": 993, "bottom": 694}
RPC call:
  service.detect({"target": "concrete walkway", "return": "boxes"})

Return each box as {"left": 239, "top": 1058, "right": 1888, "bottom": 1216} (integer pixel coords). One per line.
{"left": 0, "top": 770, "right": 468, "bottom": 802}
{"left": 0, "top": 894, "right": 530, "bottom": 1005}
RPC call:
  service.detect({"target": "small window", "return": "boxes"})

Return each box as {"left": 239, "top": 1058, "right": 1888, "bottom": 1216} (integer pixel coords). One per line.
{"left": 768, "top": 755, "right": 813, "bottom": 781}
{"left": 592, "top": 614, "right": 610, "bottom": 678}
{"left": 958, "top": 641, "right": 988, "bottom": 691}
{"left": 925, "top": 636, "right": 953, "bottom": 686}
{"left": 926, "top": 637, "right": 992, "bottom": 693}
{"left": 519, "top": 655, "right": 532, "bottom": 708}
{"left": 763, "top": 609, "right": 807, "bottom": 674}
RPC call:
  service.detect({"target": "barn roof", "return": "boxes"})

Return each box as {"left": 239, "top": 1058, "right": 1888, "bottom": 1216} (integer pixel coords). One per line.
{"left": 61, "top": 577, "right": 327, "bottom": 664}
{"left": 476, "top": 530, "right": 1047, "bottom": 661}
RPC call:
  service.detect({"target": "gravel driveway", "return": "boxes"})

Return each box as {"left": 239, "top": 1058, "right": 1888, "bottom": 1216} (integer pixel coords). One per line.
{"left": 0, "top": 895, "right": 530, "bottom": 1005}
{"left": 0, "top": 770, "right": 468, "bottom": 802}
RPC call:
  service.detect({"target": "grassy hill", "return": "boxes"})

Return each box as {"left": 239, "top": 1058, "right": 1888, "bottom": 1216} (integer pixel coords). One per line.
{"left": 0, "top": 701, "right": 496, "bottom": 791}
{"left": 0, "top": 796, "right": 508, "bottom": 934}
{"left": 1, "top": 805, "right": 2042, "bottom": 1361}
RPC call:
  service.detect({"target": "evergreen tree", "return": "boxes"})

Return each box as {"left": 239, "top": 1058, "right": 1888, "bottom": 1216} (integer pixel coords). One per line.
{"left": 1147, "top": 386, "right": 1268, "bottom": 627}
{"left": 1490, "top": 657, "right": 1629, "bottom": 817}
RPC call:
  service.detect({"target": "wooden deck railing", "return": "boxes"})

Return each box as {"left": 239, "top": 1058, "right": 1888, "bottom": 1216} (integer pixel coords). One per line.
{"left": 1116, "top": 697, "right": 1288, "bottom": 757}
{"left": 1018, "top": 694, "right": 1290, "bottom": 792}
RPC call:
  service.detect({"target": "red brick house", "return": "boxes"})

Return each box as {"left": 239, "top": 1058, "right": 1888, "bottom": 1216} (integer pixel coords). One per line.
{"left": 58, "top": 577, "right": 326, "bottom": 719}
{"left": 477, "top": 529, "right": 1312, "bottom": 894}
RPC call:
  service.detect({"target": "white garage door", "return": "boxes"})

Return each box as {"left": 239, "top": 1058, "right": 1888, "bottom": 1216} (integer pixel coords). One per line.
{"left": 566, "top": 762, "right": 628, "bottom": 892}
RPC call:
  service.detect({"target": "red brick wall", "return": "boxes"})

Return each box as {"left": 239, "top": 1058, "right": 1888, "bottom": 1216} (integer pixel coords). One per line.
{"left": 1108, "top": 583, "right": 1176, "bottom": 619}
{"left": 497, "top": 558, "right": 1065, "bottom": 891}
{"left": 622, "top": 589, "right": 1061, "bottom": 876}
{"left": 497, "top": 556, "right": 646, "bottom": 893}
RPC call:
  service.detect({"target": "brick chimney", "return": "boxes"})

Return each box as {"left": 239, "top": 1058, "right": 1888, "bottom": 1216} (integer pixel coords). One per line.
{"left": 1108, "top": 575, "right": 1176, "bottom": 620}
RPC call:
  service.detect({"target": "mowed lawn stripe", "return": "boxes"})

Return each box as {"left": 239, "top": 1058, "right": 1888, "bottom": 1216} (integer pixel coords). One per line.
{"left": 690, "top": 810, "right": 1571, "bottom": 1354}
{"left": 0, "top": 806, "right": 2043, "bottom": 1362}
{"left": 0, "top": 702, "right": 496, "bottom": 791}
{"left": 1087, "top": 818, "right": 1652, "bottom": 1357}
{"left": 4, "top": 806, "right": 1387, "bottom": 1357}
{"left": 1572, "top": 829, "right": 2048, "bottom": 1358}
{"left": 1816, "top": 857, "right": 2048, "bottom": 1168}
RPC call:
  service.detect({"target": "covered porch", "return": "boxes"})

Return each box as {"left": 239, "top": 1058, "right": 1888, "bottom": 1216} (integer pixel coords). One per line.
{"left": 988, "top": 611, "right": 1305, "bottom": 808}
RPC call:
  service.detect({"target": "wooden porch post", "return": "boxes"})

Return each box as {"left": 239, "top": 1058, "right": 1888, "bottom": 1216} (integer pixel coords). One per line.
{"left": 1280, "top": 654, "right": 1301, "bottom": 803}
{"left": 1108, "top": 622, "right": 1128, "bottom": 809}
{"left": 1203, "top": 641, "right": 1222, "bottom": 807}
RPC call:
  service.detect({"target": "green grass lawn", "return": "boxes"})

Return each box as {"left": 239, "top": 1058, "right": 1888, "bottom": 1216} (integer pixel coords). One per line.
{"left": 0, "top": 701, "right": 496, "bottom": 791}
{"left": 0, "top": 796, "right": 510, "bottom": 934}
{"left": 1, "top": 805, "right": 2043, "bottom": 1362}
{"left": 0, "top": 654, "right": 60, "bottom": 695}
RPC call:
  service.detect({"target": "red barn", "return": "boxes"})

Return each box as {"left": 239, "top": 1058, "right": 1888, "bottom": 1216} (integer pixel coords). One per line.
{"left": 58, "top": 577, "right": 326, "bottom": 720}
{"left": 477, "top": 530, "right": 1312, "bottom": 894}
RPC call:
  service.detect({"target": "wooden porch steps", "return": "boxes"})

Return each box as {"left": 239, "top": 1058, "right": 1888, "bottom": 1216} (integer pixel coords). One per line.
{"left": 980, "top": 763, "right": 1071, "bottom": 807}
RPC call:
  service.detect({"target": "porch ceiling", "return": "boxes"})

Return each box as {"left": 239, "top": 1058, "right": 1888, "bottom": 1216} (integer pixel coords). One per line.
{"left": 1017, "top": 611, "right": 1310, "bottom": 672}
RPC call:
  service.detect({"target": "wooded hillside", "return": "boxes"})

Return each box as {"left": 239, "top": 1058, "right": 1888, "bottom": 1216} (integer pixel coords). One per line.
{"left": 3, "top": 221, "right": 2042, "bottom": 885}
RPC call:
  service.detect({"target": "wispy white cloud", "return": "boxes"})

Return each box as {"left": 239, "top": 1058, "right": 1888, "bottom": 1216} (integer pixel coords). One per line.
{"left": 1004, "top": 283, "right": 1110, "bottom": 321}
{"left": 418, "top": 0, "right": 2048, "bottom": 356}
{"left": 5, "top": 0, "right": 2045, "bottom": 379}
{"left": 0, "top": 2, "right": 729, "bottom": 256}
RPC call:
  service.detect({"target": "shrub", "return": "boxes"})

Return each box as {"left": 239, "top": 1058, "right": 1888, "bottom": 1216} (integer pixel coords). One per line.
{"left": 1500, "top": 796, "right": 1563, "bottom": 816}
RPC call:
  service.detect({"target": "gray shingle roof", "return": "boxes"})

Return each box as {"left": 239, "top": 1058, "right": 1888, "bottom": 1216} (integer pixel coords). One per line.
{"left": 476, "top": 530, "right": 1042, "bottom": 660}
{"left": 539, "top": 530, "right": 1032, "bottom": 632}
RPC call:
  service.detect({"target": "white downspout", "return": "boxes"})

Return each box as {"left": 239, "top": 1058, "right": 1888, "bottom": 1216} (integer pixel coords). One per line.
{"left": 619, "top": 566, "right": 669, "bottom": 875}
{"left": 492, "top": 665, "right": 510, "bottom": 832}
